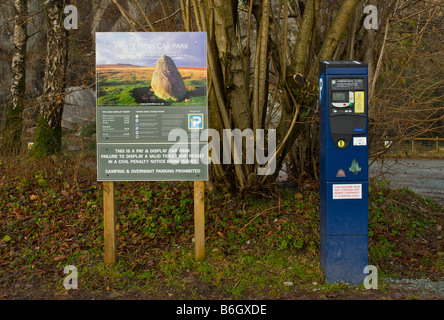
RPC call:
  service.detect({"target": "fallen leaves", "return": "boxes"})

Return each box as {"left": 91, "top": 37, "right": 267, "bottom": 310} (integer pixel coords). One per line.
{"left": 0, "top": 154, "right": 443, "bottom": 300}
{"left": 53, "top": 255, "right": 66, "bottom": 262}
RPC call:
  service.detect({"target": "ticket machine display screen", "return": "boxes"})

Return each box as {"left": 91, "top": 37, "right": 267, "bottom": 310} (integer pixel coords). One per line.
{"left": 332, "top": 92, "right": 347, "bottom": 102}
{"left": 329, "top": 78, "right": 366, "bottom": 115}
{"left": 328, "top": 77, "right": 367, "bottom": 148}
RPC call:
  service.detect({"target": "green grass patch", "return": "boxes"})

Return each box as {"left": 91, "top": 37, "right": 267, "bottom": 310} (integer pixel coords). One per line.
{"left": 0, "top": 154, "right": 443, "bottom": 299}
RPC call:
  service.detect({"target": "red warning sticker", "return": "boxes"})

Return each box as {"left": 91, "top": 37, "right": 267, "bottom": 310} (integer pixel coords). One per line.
{"left": 332, "top": 184, "right": 362, "bottom": 199}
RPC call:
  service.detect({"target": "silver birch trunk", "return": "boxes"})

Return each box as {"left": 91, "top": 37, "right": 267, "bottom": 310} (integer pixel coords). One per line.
{"left": 2, "top": 0, "right": 28, "bottom": 155}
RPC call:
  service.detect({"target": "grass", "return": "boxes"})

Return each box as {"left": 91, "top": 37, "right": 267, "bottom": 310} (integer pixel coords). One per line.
{"left": 367, "top": 178, "right": 443, "bottom": 278}
{"left": 0, "top": 151, "right": 443, "bottom": 299}
{"left": 50, "top": 242, "right": 327, "bottom": 299}
{"left": 96, "top": 66, "right": 206, "bottom": 106}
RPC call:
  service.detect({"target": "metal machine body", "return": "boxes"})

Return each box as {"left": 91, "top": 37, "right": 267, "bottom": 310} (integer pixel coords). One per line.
{"left": 319, "top": 60, "right": 369, "bottom": 285}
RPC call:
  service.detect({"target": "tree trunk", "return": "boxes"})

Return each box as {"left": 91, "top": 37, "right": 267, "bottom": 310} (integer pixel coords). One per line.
{"left": 32, "top": 0, "right": 69, "bottom": 158}
{"left": 213, "top": 0, "right": 251, "bottom": 131}
{"left": 308, "top": 0, "right": 360, "bottom": 82}
{"left": 2, "top": 0, "right": 28, "bottom": 156}
{"left": 208, "top": 0, "right": 253, "bottom": 191}
{"left": 110, "top": 0, "right": 367, "bottom": 196}
{"left": 291, "top": 0, "right": 314, "bottom": 76}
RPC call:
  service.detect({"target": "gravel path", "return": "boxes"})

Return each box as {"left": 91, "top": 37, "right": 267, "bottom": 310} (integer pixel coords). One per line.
{"left": 385, "top": 278, "right": 444, "bottom": 298}
{"left": 370, "top": 159, "right": 444, "bottom": 204}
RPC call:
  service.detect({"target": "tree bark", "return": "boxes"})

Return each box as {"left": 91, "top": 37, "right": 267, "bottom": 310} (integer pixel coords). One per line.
{"left": 108, "top": 0, "right": 369, "bottom": 195}
{"left": 252, "top": 0, "right": 270, "bottom": 133}
{"left": 309, "top": 0, "right": 360, "bottom": 81}
{"left": 210, "top": 0, "right": 254, "bottom": 190}
{"left": 291, "top": 0, "right": 314, "bottom": 76}
{"left": 213, "top": 0, "right": 251, "bottom": 131}
{"left": 2, "top": 0, "right": 28, "bottom": 156}
{"left": 32, "top": 0, "right": 69, "bottom": 158}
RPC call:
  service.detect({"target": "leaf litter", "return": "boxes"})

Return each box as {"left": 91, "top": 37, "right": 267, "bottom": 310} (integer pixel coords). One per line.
{"left": 0, "top": 154, "right": 443, "bottom": 299}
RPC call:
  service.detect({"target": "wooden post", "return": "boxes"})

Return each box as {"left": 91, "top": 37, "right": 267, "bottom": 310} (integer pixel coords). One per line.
{"left": 103, "top": 181, "right": 116, "bottom": 265}
{"left": 194, "top": 181, "right": 205, "bottom": 261}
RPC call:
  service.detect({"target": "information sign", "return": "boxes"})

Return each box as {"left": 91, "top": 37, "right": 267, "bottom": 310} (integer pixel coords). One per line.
{"left": 95, "top": 32, "right": 208, "bottom": 181}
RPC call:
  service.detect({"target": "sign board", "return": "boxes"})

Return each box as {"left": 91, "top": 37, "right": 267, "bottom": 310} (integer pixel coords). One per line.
{"left": 95, "top": 32, "right": 208, "bottom": 181}
{"left": 332, "top": 184, "right": 362, "bottom": 199}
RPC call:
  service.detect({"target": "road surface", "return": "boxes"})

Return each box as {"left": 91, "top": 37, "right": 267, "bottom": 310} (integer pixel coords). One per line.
{"left": 370, "top": 159, "right": 444, "bottom": 204}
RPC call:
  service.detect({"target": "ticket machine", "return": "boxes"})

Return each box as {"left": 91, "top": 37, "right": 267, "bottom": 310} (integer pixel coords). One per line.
{"left": 319, "top": 60, "right": 369, "bottom": 285}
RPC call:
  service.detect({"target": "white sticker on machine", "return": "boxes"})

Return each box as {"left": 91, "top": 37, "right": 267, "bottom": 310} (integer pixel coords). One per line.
{"left": 332, "top": 184, "right": 362, "bottom": 199}
{"left": 353, "top": 137, "right": 367, "bottom": 146}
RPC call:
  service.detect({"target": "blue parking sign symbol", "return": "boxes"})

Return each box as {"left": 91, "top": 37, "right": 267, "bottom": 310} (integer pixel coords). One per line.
{"left": 188, "top": 114, "right": 203, "bottom": 129}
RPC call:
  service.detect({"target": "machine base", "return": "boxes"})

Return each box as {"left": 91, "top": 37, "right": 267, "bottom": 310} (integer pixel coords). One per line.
{"left": 320, "top": 234, "right": 368, "bottom": 285}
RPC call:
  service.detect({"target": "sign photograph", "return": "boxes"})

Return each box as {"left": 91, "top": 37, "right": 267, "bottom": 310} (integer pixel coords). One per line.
{"left": 95, "top": 32, "right": 208, "bottom": 181}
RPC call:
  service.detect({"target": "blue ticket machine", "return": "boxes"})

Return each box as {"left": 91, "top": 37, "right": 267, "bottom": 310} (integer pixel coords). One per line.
{"left": 319, "top": 61, "right": 368, "bottom": 285}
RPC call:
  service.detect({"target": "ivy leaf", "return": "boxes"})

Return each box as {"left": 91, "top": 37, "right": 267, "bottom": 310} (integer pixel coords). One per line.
{"left": 2, "top": 235, "right": 11, "bottom": 242}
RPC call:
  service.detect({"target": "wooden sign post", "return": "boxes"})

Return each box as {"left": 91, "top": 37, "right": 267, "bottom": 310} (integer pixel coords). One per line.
{"left": 102, "top": 181, "right": 205, "bottom": 264}
{"left": 96, "top": 32, "right": 208, "bottom": 265}
{"left": 103, "top": 181, "right": 116, "bottom": 265}
{"left": 194, "top": 181, "right": 205, "bottom": 261}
